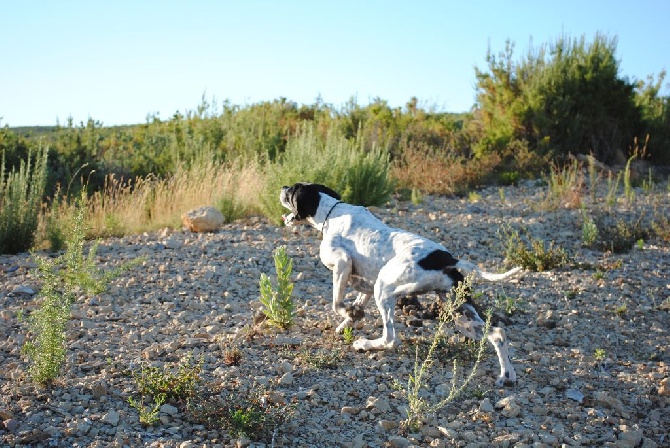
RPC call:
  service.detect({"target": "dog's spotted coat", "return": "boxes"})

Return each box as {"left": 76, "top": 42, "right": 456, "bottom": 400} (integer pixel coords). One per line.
{"left": 280, "top": 183, "right": 520, "bottom": 386}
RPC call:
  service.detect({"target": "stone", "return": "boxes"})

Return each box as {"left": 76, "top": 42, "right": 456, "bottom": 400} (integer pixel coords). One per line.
{"left": 101, "top": 410, "right": 120, "bottom": 426}
{"left": 387, "top": 435, "right": 410, "bottom": 448}
{"left": 278, "top": 371, "right": 294, "bottom": 386}
{"left": 479, "top": 398, "right": 495, "bottom": 413}
{"left": 181, "top": 206, "right": 224, "bottom": 232}
{"left": 160, "top": 403, "right": 179, "bottom": 415}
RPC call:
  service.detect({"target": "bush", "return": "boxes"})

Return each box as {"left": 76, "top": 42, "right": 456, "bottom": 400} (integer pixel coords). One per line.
{"left": 259, "top": 123, "right": 394, "bottom": 223}
{"left": 0, "top": 145, "right": 49, "bottom": 254}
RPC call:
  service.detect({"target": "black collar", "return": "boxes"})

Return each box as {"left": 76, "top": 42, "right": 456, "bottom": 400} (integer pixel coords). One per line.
{"left": 322, "top": 201, "right": 342, "bottom": 232}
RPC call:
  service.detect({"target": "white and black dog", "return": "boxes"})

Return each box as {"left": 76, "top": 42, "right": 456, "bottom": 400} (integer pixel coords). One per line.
{"left": 280, "top": 182, "right": 520, "bottom": 386}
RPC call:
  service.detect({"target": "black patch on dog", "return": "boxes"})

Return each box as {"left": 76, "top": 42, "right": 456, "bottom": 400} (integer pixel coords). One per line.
{"left": 418, "top": 249, "right": 458, "bottom": 271}
{"left": 284, "top": 183, "right": 341, "bottom": 220}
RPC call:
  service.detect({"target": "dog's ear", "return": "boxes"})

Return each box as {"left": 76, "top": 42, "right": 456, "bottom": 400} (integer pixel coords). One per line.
{"left": 315, "top": 184, "right": 341, "bottom": 200}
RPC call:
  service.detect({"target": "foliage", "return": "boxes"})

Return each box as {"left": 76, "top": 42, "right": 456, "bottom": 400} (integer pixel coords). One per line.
{"left": 130, "top": 353, "right": 203, "bottom": 402}
{"left": 0, "top": 145, "right": 48, "bottom": 254}
{"left": 400, "top": 275, "right": 489, "bottom": 432}
{"left": 23, "top": 193, "right": 142, "bottom": 384}
{"left": 259, "top": 122, "right": 394, "bottom": 223}
{"left": 259, "top": 246, "right": 295, "bottom": 329}
{"left": 472, "top": 33, "right": 663, "bottom": 165}
{"left": 188, "top": 387, "right": 293, "bottom": 441}
{"left": 497, "top": 224, "right": 570, "bottom": 271}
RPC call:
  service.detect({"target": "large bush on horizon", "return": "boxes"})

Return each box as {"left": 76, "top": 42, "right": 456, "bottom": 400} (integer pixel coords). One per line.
{"left": 472, "top": 33, "right": 669, "bottom": 165}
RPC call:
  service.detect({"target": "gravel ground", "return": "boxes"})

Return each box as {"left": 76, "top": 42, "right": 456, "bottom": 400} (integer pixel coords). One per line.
{"left": 1, "top": 182, "right": 669, "bottom": 448}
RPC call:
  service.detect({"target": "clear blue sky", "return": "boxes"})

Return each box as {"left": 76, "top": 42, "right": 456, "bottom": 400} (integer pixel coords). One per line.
{"left": 2, "top": 0, "right": 668, "bottom": 127}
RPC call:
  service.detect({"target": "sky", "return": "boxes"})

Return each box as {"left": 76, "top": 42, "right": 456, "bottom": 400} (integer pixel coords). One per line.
{"left": 1, "top": 0, "right": 669, "bottom": 127}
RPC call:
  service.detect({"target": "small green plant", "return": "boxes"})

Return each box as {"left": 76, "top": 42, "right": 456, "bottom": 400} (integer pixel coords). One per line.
{"left": 468, "top": 191, "right": 481, "bottom": 202}
{"left": 342, "top": 326, "right": 355, "bottom": 345}
{"left": 605, "top": 172, "right": 622, "bottom": 208}
{"left": 498, "top": 187, "right": 506, "bottom": 204}
{"left": 128, "top": 393, "right": 165, "bottom": 427}
{"left": 586, "top": 213, "right": 649, "bottom": 253}
{"left": 23, "top": 193, "right": 141, "bottom": 384}
{"left": 130, "top": 353, "right": 203, "bottom": 402}
{"left": 493, "top": 290, "right": 522, "bottom": 316}
{"left": 636, "top": 239, "right": 644, "bottom": 250}
{"left": 582, "top": 215, "right": 599, "bottom": 247}
{"left": 298, "top": 347, "right": 341, "bottom": 370}
{"left": 615, "top": 303, "right": 628, "bottom": 317}
{"left": 259, "top": 246, "right": 295, "bottom": 329}
{"left": 497, "top": 225, "right": 569, "bottom": 272}
{"left": 189, "top": 388, "right": 293, "bottom": 441}
{"left": 401, "top": 276, "right": 489, "bottom": 432}
{"left": 594, "top": 348, "right": 606, "bottom": 361}
{"left": 410, "top": 187, "right": 423, "bottom": 205}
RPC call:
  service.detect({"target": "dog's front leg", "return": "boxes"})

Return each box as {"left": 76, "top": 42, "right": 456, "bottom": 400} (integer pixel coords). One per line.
{"left": 454, "top": 303, "right": 517, "bottom": 387}
{"left": 320, "top": 243, "right": 354, "bottom": 333}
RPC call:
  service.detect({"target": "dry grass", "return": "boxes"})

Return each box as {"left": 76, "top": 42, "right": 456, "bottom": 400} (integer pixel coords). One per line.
{"left": 40, "top": 160, "right": 264, "bottom": 242}
{"left": 391, "top": 143, "right": 501, "bottom": 196}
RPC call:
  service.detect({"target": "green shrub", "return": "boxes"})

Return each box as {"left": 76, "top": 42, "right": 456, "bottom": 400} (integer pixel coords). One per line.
{"left": 0, "top": 145, "right": 48, "bottom": 254}
{"left": 259, "top": 246, "right": 295, "bottom": 329}
{"left": 259, "top": 123, "right": 394, "bottom": 224}
{"left": 497, "top": 225, "right": 569, "bottom": 271}
{"left": 23, "top": 193, "right": 142, "bottom": 384}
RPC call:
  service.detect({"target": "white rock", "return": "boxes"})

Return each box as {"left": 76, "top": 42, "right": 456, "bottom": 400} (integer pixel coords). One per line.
{"left": 278, "top": 371, "right": 294, "bottom": 386}
{"left": 181, "top": 206, "right": 224, "bottom": 232}
{"left": 101, "top": 410, "right": 119, "bottom": 426}
{"left": 479, "top": 398, "right": 495, "bottom": 413}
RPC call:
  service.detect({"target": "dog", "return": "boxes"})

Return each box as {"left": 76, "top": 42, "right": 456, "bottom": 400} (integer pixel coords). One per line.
{"left": 280, "top": 182, "right": 520, "bottom": 386}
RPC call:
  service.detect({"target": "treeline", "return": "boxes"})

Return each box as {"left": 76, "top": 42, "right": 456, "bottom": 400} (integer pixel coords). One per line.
{"left": 2, "top": 33, "right": 669, "bottom": 200}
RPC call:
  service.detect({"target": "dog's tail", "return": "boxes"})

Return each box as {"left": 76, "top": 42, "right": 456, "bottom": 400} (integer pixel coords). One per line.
{"left": 455, "top": 260, "right": 521, "bottom": 281}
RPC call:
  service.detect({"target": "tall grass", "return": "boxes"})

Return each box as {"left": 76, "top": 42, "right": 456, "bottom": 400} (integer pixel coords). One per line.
{"left": 54, "top": 158, "right": 263, "bottom": 238}
{"left": 0, "top": 145, "right": 48, "bottom": 254}
{"left": 260, "top": 123, "right": 394, "bottom": 223}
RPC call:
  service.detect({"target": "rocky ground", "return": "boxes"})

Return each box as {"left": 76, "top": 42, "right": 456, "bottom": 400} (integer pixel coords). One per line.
{"left": 1, "top": 181, "right": 669, "bottom": 448}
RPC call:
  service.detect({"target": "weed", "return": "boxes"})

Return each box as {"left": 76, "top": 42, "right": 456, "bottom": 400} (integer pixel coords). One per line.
{"left": 652, "top": 215, "right": 670, "bottom": 242}
{"left": 128, "top": 393, "right": 165, "bottom": 427}
{"left": 497, "top": 225, "right": 569, "bottom": 271}
{"left": 298, "top": 347, "right": 341, "bottom": 370}
{"left": 189, "top": 388, "right": 293, "bottom": 442}
{"left": 587, "top": 213, "right": 649, "bottom": 253}
{"left": 259, "top": 246, "right": 295, "bottom": 329}
{"left": 400, "top": 275, "right": 489, "bottom": 432}
{"left": 129, "top": 353, "right": 203, "bottom": 403}
{"left": 594, "top": 348, "right": 606, "bottom": 361}
{"left": 615, "top": 303, "right": 628, "bottom": 318}
{"left": 605, "top": 172, "right": 622, "bottom": 208}
{"left": 581, "top": 209, "right": 599, "bottom": 247}
{"left": 468, "top": 191, "right": 481, "bottom": 203}
{"left": 223, "top": 346, "right": 243, "bottom": 366}
{"left": 23, "top": 193, "right": 141, "bottom": 385}
{"left": 544, "top": 159, "right": 583, "bottom": 210}
{"left": 493, "top": 290, "right": 523, "bottom": 316}
{"left": 498, "top": 187, "right": 506, "bottom": 204}
{"left": 410, "top": 187, "right": 423, "bottom": 205}
{"left": 342, "top": 327, "right": 355, "bottom": 345}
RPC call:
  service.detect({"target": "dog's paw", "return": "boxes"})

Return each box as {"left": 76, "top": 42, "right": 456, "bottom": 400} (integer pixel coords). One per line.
{"left": 495, "top": 370, "right": 517, "bottom": 387}
{"left": 352, "top": 337, "right": 399, "bottom": 351}
{"left": 335, "top": 318, "right": 353, "bottom": 334}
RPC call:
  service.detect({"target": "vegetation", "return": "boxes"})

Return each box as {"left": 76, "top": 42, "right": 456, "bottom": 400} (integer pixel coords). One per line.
{"left": 497, "top": 225, "right": 570, "bottom": 272}
{"left": 0, "top": 32, "right": 668, "bottom": 253}
{"left": 0, "top": 145, "right": 48, "bottom": 254}
{"left": 259, "top": 246, "right": 296, "bottom": 329}
{"left": 22, "top": 194, "right": 142, "bottom": 384}
{"left": 398, "top": 275, "right": 490, "bottom": 432}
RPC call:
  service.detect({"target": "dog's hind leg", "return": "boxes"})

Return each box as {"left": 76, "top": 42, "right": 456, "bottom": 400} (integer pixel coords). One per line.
{"left": 454, "top": 303, "right": 517, "bottom": 387}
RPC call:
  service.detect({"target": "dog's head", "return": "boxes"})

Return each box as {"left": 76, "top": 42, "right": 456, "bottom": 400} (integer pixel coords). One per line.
{"left": 280, "top": 183, "right": 341, "bottom": 226}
